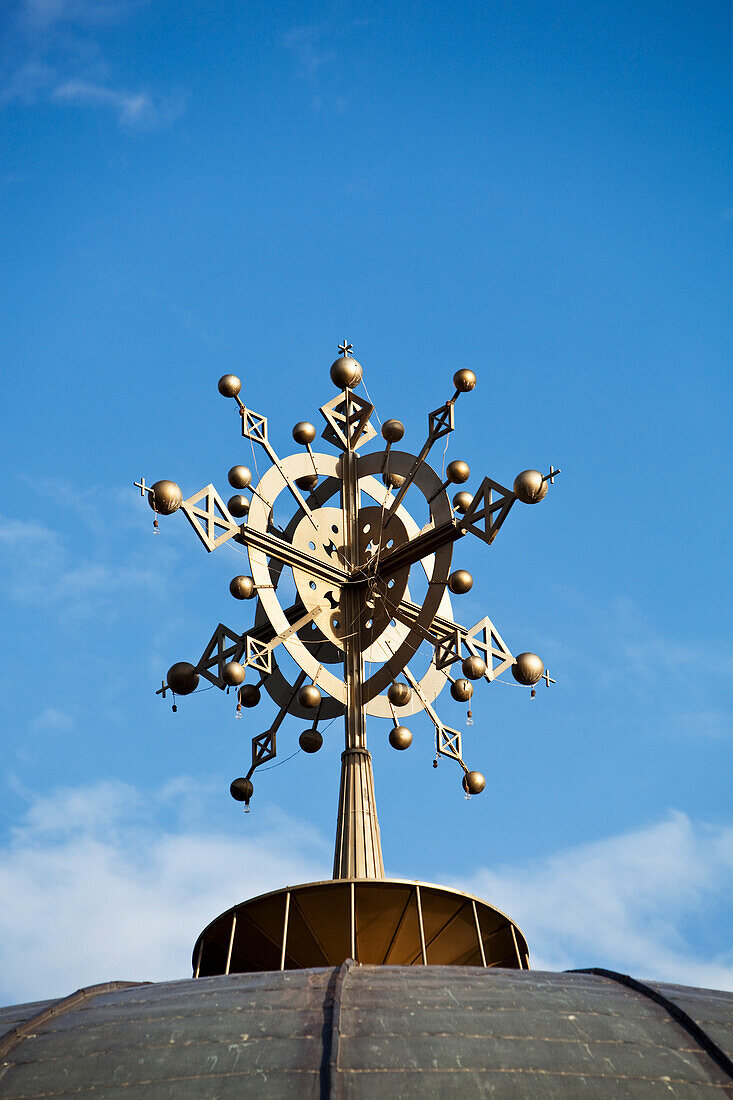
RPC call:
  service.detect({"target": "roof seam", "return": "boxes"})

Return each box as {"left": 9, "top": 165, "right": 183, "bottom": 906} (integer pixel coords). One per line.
{"left": 0, "top": 982, "right": 149, "bottom": 1065}
{"left": 325, "top": 957, "right": 355, "bottom": 1097}
{"left": 569, "top": 968, "right": 733, "bottom": 1083}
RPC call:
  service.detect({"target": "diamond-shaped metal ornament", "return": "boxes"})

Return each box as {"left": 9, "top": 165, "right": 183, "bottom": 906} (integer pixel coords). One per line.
{"left": 459, "top": 476, "right": 516, "bottom": 545}
{"left": 245, "top": 635, "right": 273, "bottom": 675}
{"left": 320, "top": 391, "right": 376, "bottom": 451}
{"left": 240, "top": 407, "right": 268, "bottom": 444}
{"left": 196, "top": 623, "right": 245, "bottom": 687}
{"left": 432, "top": 624, "right": 463, "bottom": 671}
{"left": 437, "top": 724, "right": 463, "bottom": 762}
{"left": 251, "top": 729, "right": 276, "bottom": 768}
{"left": 427, "top": 401, "right": 455, "bottom": 443}
{"left": 465, "top": 616, "right": 514, "bottom": 681}
{"left": 181, "top": 484, "right": 241, "bottom": 552}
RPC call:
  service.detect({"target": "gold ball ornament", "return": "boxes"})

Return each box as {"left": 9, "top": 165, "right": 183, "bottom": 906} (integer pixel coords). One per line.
{"left": 148, "top": 480, "right": 183, "bottom": 515}
{"left": 383, "top": 470, "right": 406, "bottom": 489}
{"left": 511, "top": 652, "right": 544, "bottom": 686}
{"left": 452, "top": 491, "right": 473, "bottom": 514}
{"left": 381, "top": 419, "right": 405, "bottom": 444}
{"left": 296, "top": 473, "right": 319, "bottom": 491}
{"left": 299, "top": 728, "right": 323, "bottom": 754}
{"left": 453, "top": 369, "right": 477, "bottom": 392}
{"left": 238, "top": 684, "right": 261, "bottom": 708}
{"left": 230, "top": 777, "right": 253, "bottom": 803}
{"left": 228, "top": 465, "right": 252, "bottom": 489}
{"left": 230, "top": 575, "right": 256, "bottom": 600}
{"left": 513, "top": 469, "right": 548, "bottom": 504}
{"left": 228, "top": 494, "right": 250, "bottom": 518}
{"left": 448, "top": 569, "right": 473, "bottom": 594}
{"left": 450, "top": 678, "right": 473, "bottom": 702}
{"left": 298, "top": 684, "right": 322, "bottom": 709}
{"left": 389, "top": 725, "right": 413, "bottom": 750}
{"left": 446, "top": 459, "right": 470, "bottom": 484}
{"left": 462, "top": 770, "right": 486, "bottom": 795}
{"left": 167, "top": 661, "right": 199, "bottom": 695}
{"left": 387, "top": 682, "right": 412, "bottom": 708}
{"left": 218, "top": 374, "right": 241, "bottom": 398}
{"left": 222, "top": 661, "right": 246, "bottom": 687}
{"left": 330, "top": 355, "right": 363, "bottom": 388}
{"left": 292, "top": 421, "right": 317, "bottom": 446}
{"left": 462, "top": 654, "right": 487, "bottom": 680}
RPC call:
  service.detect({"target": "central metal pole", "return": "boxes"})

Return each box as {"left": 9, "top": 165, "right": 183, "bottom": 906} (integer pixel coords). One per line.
{"left": 332, "top": 390, "right": 385, "bottom": 879}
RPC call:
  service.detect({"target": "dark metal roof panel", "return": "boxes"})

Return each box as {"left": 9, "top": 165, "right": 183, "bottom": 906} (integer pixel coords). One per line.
{"left": 0, "top": 967, "right": 730, "bottom": 1098}
{"left": 0, "top": 1000, "right": 56, "bottom": 1034}
{"left": 336, "top": 967, "right": 731, "bottom": 1096}
{"left": 647, "top": 981, "right": 733, "bottom": 1061}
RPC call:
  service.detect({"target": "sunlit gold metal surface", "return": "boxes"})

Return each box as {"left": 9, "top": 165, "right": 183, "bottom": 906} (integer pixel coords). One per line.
{"left": 192, "top": 879, "right": 529, "bottom": 974}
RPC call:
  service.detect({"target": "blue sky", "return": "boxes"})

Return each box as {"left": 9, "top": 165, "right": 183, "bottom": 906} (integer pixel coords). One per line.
{"left": 1, "top": 0, "right": 731, "bottom": 1002}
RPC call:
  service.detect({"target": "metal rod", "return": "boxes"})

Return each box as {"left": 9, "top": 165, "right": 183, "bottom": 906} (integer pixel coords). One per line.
{"left": 333, "top": 401, "right": 385, "bottom": 879}
{"left": 262, "top": 437, "right": 318, "bottom": 528}
{"left": 510, "top": 923, "right": 523, "bottom": 969}
{"left": 225, "top": 913, "right": 237, "bottom": 975}
{"left": 350, "top": 881, "right": 356, "bottom": 961}
{"left": 194, "top": 938, "right": 203, "bottom": 979}
{"left": 472, "top": 900, "right": 487, "bottom": 968}
{"left": 280, "top": 891, "right": 290, "bottom": 971}
{"left": 415, "top": 886, "right": 427, "bottom": 965}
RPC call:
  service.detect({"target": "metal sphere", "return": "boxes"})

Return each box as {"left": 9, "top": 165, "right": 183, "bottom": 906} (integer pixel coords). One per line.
{"left": 389, "top": 725, "right": 413, "bottom": 750}
{"left": 167, "top": 661, "right": 199, "bottom": 696}
{"left": 513, "top": 469, "right": 548, "bottom": 505}
{"left": 292, "top": 421, "right": 317, "bottom": 446}
{"left": 238, "top": 684, "right": 261, "bottom": 708}
{"left": 230, "top": 575, "right": 256, "bottom": 600}
{"left": 462, "top": 655, "right": 487, "bottom": 681}
{"left": 383, "top": 470, "right": 406, "bottom": 489}
{"left": 387, "top": 682, "right": 412, "bottom": 708}
{"left": 446, "top": 459, "right": 470, "bottom": 484}
{"left": 148, "top": 480, "right": 183, "bottom": 515}
{"left": 450, "top": 678, "right": 473, "bottom": 702}
{"left": 462, "top": 770, "right": 486, "bottom": 795}
{"left": 452, "top": 491, "right": 473, "bottom": 515}
{"left": 298, "top": 684, "right": 322, "bottom": 709}
{"left": 330, "top": 356, "right": 363, "bottom": 389}
{"left": 218, "top": 374, "right": 241, "bottom": 398}
{"left": 296, "top": 473, "right": 319, "bottom": 491}
{"left": 381, "top": 419, "right": 405, "bottom": 444}
{"left": 228, "top": 465, "right": 252, "bottom": 490}
{"left": 453, "top": 369, "right": 477, "bottom": 393}
{"left": 222, "top": 661, "right": 246, "bottom": 687}
{"left": 511, "top": 652, "right": 544, "bottom": 686}
{"left": 299, "top": 728, "right": 323, "bottom": 754}
{"left": 448, "top": 569, "right": 473, "bottom": 594}
{"left": 228, "top": 494, "right": 250, "bottom": 518}
{"left": 230, "top": 777, "right": 254, "bottom": 803}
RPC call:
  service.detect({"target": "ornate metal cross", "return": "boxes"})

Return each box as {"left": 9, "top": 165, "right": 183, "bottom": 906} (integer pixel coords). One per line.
{"left": 137, "top": 345, "right": 558, "bottom": 879}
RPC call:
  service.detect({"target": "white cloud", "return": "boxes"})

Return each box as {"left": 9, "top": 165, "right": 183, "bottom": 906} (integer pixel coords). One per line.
{"left": 1, "top": 782, "right": 731, "bottom": 1007}
{"left": 2, "top": 0, "right": 178, "bottom": 129}
{"left": 0, "top": 780, "right": 330, "bottom": 1004}
{"left": 52, "top": 78, "right": 159, "bottom": 127}
{"left": 456, "top": 812, "right": 733, "bottom": 992}
{"left": 0, "top": 502, "right": 169, "bottom": 616}
{"left": 282, "top": 26, "right": 336, "bottom": 80}
{"left": 29, "top": 707, "right": 74, "bottom": 732}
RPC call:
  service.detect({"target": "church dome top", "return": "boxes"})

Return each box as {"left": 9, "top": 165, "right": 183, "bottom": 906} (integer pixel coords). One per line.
{"left": 1, "top": 965, "right": 731, "bottom": 1097}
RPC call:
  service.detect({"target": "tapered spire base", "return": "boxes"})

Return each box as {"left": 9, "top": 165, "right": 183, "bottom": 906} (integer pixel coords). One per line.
{"left": 333, "top": 747, "right": 385, "bottom": 879}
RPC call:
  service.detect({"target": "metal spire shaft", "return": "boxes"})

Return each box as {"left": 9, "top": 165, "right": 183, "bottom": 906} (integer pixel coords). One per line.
{"left": 333, "top": 396, "right": 385, "bottom": 879}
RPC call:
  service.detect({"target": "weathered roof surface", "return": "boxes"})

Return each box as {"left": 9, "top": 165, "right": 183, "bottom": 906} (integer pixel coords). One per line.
{"left": 0, "top": 966, "right": 731, "bottom": 1098}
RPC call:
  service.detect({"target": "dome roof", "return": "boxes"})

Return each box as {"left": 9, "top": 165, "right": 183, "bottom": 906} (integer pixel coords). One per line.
{"left": 1, "top": 965, "right": 731, "bottom": 1097}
